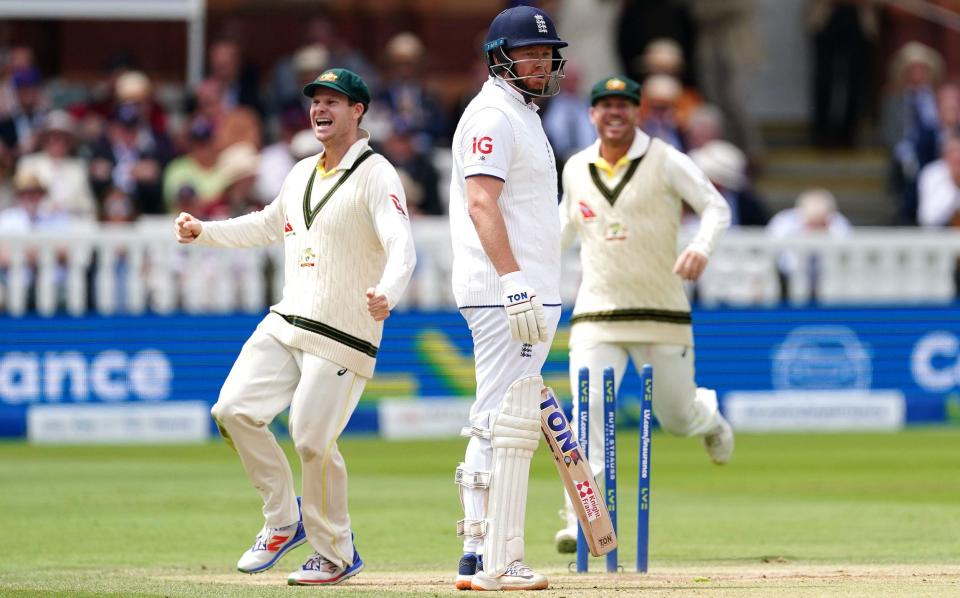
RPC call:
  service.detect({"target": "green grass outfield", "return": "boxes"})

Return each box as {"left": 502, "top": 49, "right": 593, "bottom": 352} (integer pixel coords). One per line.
{"left": 1, "top": 428, "right": 959, "bottom": 597}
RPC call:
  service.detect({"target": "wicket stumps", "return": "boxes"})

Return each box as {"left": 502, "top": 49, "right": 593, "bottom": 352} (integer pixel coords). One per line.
{"left": 575, "top": 364, "right": 653, "bottom": 574}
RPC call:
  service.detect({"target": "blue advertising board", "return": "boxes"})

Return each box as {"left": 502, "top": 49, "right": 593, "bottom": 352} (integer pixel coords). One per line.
{"left": 1, "top": 305, "right": 959, "bottom": 438}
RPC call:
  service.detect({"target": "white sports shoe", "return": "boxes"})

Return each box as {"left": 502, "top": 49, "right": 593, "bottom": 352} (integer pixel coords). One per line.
{"left": 236, "top": 521, "right": 306, "bottom": 573}
{"left": 287, "top": 548, "right": 364, "bottom": 586}
{"left": 554, "top": 526, "right": 577, "bottom": 554}
{"left": 704, "top": 416, "right": 734, "bottom": 465}
{"left": 471, "top": 560, "right": 548, "bottom": 591}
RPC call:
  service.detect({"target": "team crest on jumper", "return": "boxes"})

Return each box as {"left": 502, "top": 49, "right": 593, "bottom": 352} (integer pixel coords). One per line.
{"left": 578, "top": 201, "right": 597, "bottom": 222}
{"left": 605, "top": 221, "right": 627, "bottom": 241}
{"left": 300, "top": 247, "right": 317, "bottom": 267}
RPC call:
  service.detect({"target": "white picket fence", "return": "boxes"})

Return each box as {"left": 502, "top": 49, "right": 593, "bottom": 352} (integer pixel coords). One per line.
{"left": 2, "top": 218, "right": 960, "bottom": 316}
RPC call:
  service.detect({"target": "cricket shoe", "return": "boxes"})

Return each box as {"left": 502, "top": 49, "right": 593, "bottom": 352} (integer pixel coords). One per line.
{"left": 554, "top": 526, "right": 577, "bottom": 554}
{"left": 471, "top": 560, "right": 548, "bottom": 591}
{"left": 704, "top": 416, "right": 735, "bottom": 465}
{"left": 287, "top": 547, "right": 364, "bottom": 586}
{"left": 237, "top": 497, "right": 306, "bottom": 573}
{"left": 455, "top": 552, "right": 483, "bottom": 590}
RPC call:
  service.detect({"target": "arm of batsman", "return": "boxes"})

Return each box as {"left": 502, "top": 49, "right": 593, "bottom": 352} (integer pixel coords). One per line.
{"left": 500, "top": 271, "right": 548, "bottom": 344}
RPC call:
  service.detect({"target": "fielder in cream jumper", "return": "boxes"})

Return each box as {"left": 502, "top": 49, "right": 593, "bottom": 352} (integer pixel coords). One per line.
{"left": 175, "top": 69, "right": 415, "bottom": 586}
{"left": 449, "top": 5, "right": 567, "bottom": 592}
{"left": 554, "top": 75, "right": 734, "bottom": 551}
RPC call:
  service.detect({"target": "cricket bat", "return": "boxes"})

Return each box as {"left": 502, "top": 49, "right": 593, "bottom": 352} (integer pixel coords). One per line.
{"left": 539, "top": 386, "right": 617, "bottom": 556}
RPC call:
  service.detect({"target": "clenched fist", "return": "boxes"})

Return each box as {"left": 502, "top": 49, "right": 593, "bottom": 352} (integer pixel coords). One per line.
{"left": 366, "top": 287, "right": 390, "bottom": 321}
{"left": 175, "top": 212, "right": 202, "bottom": 244}
{"left": 673, "top": 248, "right": 708, "bottom": 281}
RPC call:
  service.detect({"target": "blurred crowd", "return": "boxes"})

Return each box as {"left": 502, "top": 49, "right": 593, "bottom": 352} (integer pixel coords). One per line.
{"left": 0, "top": 0, "right": 958, "bottom": 246}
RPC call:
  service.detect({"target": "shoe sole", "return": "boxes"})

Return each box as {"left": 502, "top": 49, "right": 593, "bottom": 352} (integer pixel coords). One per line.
{"left": 470, "top": 579, "right": 549, "bottom": 591}
{"left": 288, "top": 560, "right": 364, "bottom": 586}
{"left": 238, "top": 534, "right": 307, "bottom": 574}
{"left": 455, "top": 576, "right": 473, "bottom": 590}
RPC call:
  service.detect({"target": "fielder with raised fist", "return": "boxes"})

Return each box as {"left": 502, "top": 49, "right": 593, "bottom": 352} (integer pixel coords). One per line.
{"left": 175, "top": 68, "right": 415, "bottom": 586}
{"left": 447, "top": 5, "right": 567, "bottom": 592}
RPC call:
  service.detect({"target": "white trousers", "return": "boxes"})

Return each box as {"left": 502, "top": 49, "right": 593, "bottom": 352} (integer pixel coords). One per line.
{"left": 563, "top": 340, "right": 720, "bottom": 528}
{"left": 459, "top": 306, "right": 562, "bottom": 554}
{"left": 211, "top": 324, "right": 366, "bottom": 568}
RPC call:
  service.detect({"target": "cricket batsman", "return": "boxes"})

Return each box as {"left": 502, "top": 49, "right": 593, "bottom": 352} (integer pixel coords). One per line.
{"left": 448, "top": 5, "right": 567, "bottom": 591}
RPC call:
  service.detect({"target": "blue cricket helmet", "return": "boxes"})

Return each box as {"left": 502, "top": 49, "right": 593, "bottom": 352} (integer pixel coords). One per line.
{"left": 483, "top": 6, "right": 568, "bottom": 97}
{"left": 483, "top": 5, "right": 568, "bottom": 55}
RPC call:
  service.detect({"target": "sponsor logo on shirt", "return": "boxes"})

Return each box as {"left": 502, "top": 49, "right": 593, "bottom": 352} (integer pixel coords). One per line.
{"left": 471, "top": 136, "right": 493, "bottom": 155}
{"left": 284, "top": 220, "right": 295, "bottom": 237}
{"left": 389, "top": 193, "right": 407, "bottom": 218}
{"left": 578, "top": 201, "right": 597, "bottom": 222}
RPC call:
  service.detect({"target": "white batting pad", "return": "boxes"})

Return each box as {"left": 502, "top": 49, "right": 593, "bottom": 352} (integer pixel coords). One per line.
{"left": 483, "top": 375, "right": 543, "bottom": 576}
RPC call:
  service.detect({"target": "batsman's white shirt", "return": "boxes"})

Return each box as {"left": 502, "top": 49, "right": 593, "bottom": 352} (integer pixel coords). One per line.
{"left": 449, "top": 76, "right": 562, "bottom": 307}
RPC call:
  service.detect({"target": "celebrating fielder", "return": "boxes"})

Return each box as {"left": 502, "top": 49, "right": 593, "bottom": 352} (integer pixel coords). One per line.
{"left": 448, "top": 5, "right": 566, "bottom": 592}
{"left": 175, "top": 68, "right": 415, "bottom": 585}
{"left": 553, "top": 75, "right": 734, "bottom": 552}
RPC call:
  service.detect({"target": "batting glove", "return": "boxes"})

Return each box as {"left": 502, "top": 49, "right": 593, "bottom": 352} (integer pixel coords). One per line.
{"left": 500, "top": 271, "right": 548, "bottom": 344}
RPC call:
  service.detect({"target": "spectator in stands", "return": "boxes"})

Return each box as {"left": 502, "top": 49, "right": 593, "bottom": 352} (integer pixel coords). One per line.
{"left": 918, "top": 128, "right": 960, "bottom": 227}
{"left": 0, "top": 66, "right": 48, "bottom": 156}
{"left": 115, "top": 70, "right": 168, "bottom": 136}
{"left": 881, "top": 41, "right": 943, "bottom": 225}
{"left": 936, "top": 83, "right": 960, "bottom": 149}
{"left": 378, "top": 117, "right": 442, "bottom": 216}
{"left": 639, "top": 74, "right": 685, "bottom": 151}
{"left": 684, "top": 103, "right": 726, "bottom": 151}
{"left": 688, "top": 0, "right": 765, "bottom": 162}
{"left": 767, "top": 188, "right": 851, "bottom": 295}
{"left": 89, "top": 103, "right": 166, "bottom": 215}
{"left": 0, "top": 168, "right": 70, "bottom": 233}
{"left": 270, "top": 13, "right": 380, "bottom": 112}
{"left": 193, "top": 77, "right": 262, "bottom": 152}
{"left": 690, "top": 140, "right": 768, "bottom": 226}
{"left": 163, "top": 116, "right": 226, "bottom": 213}
{"left": 206, "top": 142, "right": 261, "bottom": 220}
{"left": 542, "top": 61, "right": 596, "bottom": 172}
{"left": 207, "top": 38, "right": 262, "bottom": 115}
{"left": 16, "top": 110, "right": 96, "bottom": 220}
{"left": 641, "top": 38, "right": 702, "bottom": 128}
{"left": 0, "top": 143, "right": 14, "bottom": 210}
{"left": 769, "top": 187, "right": 850, "bottom": 236}
{"left": 256, "top": 105, "right": 310, "bottom": 205}
{"left": 100, "top": 185, "right": 137, "bottom": 223}
{"left": 376, "top": 32, "right": 446, "bottom": 147}
{"left": 808, "top": 0, "right": 879, "bottom": 148}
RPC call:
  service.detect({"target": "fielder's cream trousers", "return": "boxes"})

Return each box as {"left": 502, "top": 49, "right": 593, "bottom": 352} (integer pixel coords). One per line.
{"left": 211, "top": 324, "right": 366, "bottom": 568}
{"left": 562, "top": 340, "right": 720, "bottom": 528}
